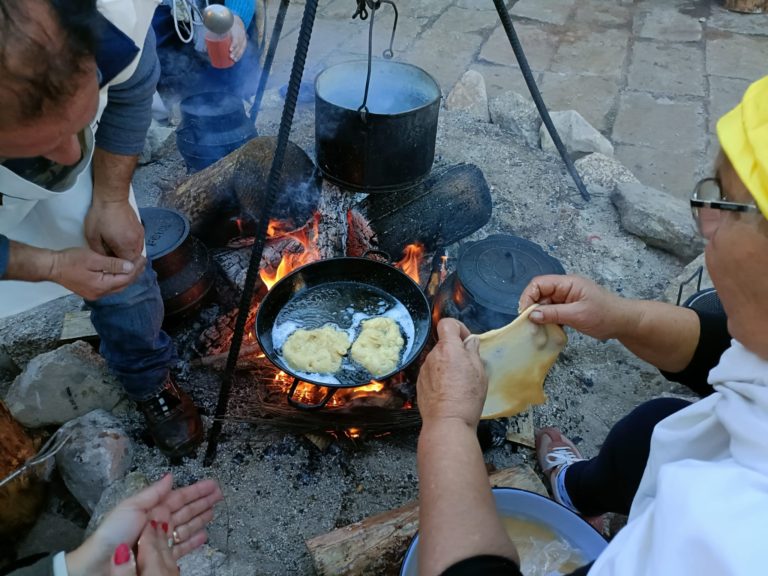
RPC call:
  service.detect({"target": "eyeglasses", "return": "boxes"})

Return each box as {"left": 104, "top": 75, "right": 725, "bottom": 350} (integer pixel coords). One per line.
{"left": 690, "top": 177, "right": 762, "bottom": 238}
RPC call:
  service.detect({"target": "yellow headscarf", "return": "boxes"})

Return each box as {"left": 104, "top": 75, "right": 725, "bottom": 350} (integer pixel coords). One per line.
{"left": 717, "top": 75, "right": 768, "bottom": 219}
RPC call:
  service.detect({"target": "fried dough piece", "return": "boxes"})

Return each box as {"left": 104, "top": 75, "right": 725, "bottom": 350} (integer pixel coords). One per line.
{"left": 465, "top": 305, "right": 567, "bottom": 419}
{"left": 350, "top": 317, "right": 405, "bottom": 377}
{"left": 283, "top": 325, "right": 351, "bottom": 373}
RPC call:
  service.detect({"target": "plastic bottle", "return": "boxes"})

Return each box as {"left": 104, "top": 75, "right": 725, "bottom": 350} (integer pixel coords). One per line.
{"left": 203, "top": 5, "right": 235, "bottom": 69}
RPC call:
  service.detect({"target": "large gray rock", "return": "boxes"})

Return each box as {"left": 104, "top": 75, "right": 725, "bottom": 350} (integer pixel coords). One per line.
{"left": 86, "top": 472, "right": 149, "bottom": 536}
{"left": 540, "top": 110, "right": 614, "bottom": 159}
{"left": 489, "top": 91, "right": 541, "bottom": 149}
{"left": 445, "top": 70, "right": 490, "bottom": 122}
{"left": 17, "top": 512, "right": 85, "bottom": 558}
{"left": 177, "top": 545, "right": 229, "bottom": 576}
{"left": 612, "top": 182, "right": 704, "bottom": 261}
{"left": 55, "top": 410, "right": 134, "bottom": 514}
{"left": 5, "top": 341, "right": 123, "bottom": 427}
{"left": 575, "top": 152, "right": 639, "bottom": 194}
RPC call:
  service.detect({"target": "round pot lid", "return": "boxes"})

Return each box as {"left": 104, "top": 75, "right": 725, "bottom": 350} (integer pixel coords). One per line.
{"left": 457, "top": 234, "right": 565, "bottom": 316}
{"left": 140, "top": 207, "right": 190, "bottom": 261}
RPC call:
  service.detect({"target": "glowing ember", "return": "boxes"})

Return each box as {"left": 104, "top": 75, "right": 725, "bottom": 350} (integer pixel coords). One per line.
{"left": 396, "top": 243, "right": 426, "bottom": 284}
{"left": 346, "top": 428, "right": 362, "bottom": 439}
{"left": 259, "top": 213, "right": 322, "bottom": 289}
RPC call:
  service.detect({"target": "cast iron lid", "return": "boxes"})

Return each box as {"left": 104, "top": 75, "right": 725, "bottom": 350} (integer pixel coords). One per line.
{"left": 457, "top": 234, "right": 565, "bottom": 315}
{"left": 140, "top": 207, "right": 190, "bottom": 260}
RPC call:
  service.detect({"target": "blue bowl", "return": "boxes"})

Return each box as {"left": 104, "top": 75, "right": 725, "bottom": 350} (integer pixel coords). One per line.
{"left": 400, "top": 488, "right": 608, "bottom": 575}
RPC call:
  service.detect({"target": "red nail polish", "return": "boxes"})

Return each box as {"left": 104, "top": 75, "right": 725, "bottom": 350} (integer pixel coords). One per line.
{"left": 150, "top": 520, "right": 158, "bottom": 529}
{"left": 114, "top": 544, "right": 131, "bottom": 566}
{"left": 162, "top": 522, "right": 169, "bottom": 533}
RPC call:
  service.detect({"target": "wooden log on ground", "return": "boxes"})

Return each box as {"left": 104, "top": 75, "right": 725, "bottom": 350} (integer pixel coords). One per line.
{"left": 0, "top": 401, "right": 45, "bottom": 539}
{"left": 724, "top": 0, "right": 767, "bottom": 12}
{"left": 161, "top": 136, "right": 320, "bottom": 245}
{"left": 305, "top": 465, "right": 546, "bottom": 576}
{"left": 354, "top": 163, "right": 492, "bottom": 259}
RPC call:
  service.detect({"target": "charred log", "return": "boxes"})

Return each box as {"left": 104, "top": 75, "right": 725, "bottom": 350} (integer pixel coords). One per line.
{"left": 161, "top": 137, "right": 320, "bottom": 246}
{"left": 355, "top": 163, "right": 492, "bottom": 258}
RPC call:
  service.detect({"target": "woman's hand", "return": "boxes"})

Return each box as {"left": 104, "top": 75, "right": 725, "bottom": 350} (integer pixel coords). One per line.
{"left": 417, "top": 318, "right": 486, "bottom": 429}
{"left": 518, "top": 274, "right": 634, "bottom": 341}
{"left": 109, "top": 521, "right": 179, "bottom": 576}
{"left": 230, "top": 15, "right": 247, "bottom": 63}
{"left": 67, "top": 475, "right": 223, "bottom": 576}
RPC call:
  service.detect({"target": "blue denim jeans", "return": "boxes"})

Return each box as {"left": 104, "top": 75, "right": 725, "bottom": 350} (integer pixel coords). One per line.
{"left": 86, "top": 264, "right": 175, "bottom": 401}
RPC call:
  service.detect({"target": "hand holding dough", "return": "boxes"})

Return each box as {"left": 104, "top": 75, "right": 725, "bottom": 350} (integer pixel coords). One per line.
{"left": 465, "top": 305, "right": 567, "bottom": 419}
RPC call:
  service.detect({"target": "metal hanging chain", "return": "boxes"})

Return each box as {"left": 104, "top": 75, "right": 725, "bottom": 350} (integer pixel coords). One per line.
{"left": 380, "top": 0, "right": 398, "bottom": 59}
{"left": 357, "top": 2, "right": 377, "bottom": 122}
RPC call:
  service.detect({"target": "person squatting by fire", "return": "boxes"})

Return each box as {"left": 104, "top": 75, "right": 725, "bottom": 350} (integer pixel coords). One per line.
{"left": 415, "top": 76, "right": 768, "bottom": 575}
{"left": 0, "top": 0, "right": 203, "bottom": 458}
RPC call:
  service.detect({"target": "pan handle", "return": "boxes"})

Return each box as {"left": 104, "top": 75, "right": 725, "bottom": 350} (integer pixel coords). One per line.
{"left": 286, "top": 379, "right": 338, "bottom": 410}
{"left": 362, "top": 249, "right": 392, "bottom": 263}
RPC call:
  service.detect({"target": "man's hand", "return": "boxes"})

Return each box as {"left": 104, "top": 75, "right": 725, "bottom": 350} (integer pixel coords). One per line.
{"left": 49, "top": 247, "right": 145, "bottom": 301}
{"left": 84, "top": 198, "right": 144, "bottom": 261}
{"left": 417, "top": 318, "right": 487, "bottom": 429}
{"left": 230, "top": 15, "right": 247, "bottom": 63}
{"left": 518, "top": 274, "right": 635, "bottom": 341}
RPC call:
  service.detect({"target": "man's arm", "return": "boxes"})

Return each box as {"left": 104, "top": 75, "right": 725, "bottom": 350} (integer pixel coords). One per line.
{"left": 88, "top": 29, "right": 160, "bottom": 260}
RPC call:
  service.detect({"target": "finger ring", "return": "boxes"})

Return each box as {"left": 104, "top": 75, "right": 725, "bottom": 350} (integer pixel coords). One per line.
{"left": 173, "top": 529, "right": 181, "bottom": 544}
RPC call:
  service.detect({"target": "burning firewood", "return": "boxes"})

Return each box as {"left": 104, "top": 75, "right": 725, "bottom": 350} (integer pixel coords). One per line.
{"left": 0, "top": 401, "right": 45, "bottom": 539}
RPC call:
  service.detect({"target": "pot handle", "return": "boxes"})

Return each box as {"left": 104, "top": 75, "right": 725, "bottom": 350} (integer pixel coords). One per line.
{"left": 362, "top": 249, "right": 392, "bottom": 263}
{"left": 286, "top": 379, "right": 338, "bottom": 410}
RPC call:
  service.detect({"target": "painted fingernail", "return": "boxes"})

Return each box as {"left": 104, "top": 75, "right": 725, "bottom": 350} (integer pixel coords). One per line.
{"left": 150, "top": 520, "right": 158, "bottom": 529}
{"left": 162, "top": 522, "right": 169, "bottom": 533}
{"left": 114, "top": 543, "right": 131, "bottom": 566}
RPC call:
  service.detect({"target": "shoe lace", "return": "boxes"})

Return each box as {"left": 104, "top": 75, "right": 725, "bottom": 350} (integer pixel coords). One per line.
{"left": 544, "top": 446, "right": 584, "bottom": 472}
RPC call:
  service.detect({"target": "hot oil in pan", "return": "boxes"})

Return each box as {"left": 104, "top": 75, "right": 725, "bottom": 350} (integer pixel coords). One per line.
{"left": 271, "top": 282, "right": 416, "bottom": 386}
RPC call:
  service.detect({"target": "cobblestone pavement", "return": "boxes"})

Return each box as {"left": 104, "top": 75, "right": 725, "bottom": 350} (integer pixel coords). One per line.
{"left": 264, "top": 0, "right": 768, "bottom": 199}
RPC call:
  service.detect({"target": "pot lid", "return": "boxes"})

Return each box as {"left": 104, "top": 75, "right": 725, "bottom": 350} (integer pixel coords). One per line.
{"left": 457, "top": 234, "right": 565, "bottom": 316}
{"left": 140, "top": 207, "right": 190, "bottom": 260}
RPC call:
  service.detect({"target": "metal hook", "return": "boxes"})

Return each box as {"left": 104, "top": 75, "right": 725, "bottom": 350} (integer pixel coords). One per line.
{"left": 380, "top": 0, "right": 398, "bottom": 59}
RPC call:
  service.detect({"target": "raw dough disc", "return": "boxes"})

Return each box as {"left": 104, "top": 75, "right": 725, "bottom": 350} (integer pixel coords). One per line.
{"left": 282, "top": 325, "right": 351, "bottom": 374}
{"left": 350, "top": 317, "right": 405, "bottom": 377}
{"left": 465, "top": 305, "right": 567, "bottom": 419}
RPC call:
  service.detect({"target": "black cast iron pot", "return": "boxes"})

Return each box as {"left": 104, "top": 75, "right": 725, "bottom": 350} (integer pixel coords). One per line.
{"left": 315, "top": 60, "right": 441, "bottom": 192}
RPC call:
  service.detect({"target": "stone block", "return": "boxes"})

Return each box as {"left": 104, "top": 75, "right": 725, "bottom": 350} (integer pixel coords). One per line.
{"left": 407, "top": 8, "right": 498, "bottom": 93}
{"left": 479, "top": 23, "right": 559, "bottom": 71}
{"left": 662, "top": 253, "right": 712, "bottom": 304}
{"left": 574, "top": 0, "right": 632, "bottom": 26}
{"left": 627, "top": 41, "right": 705, "bottom": 97}
{"left": 55, "top": 410, "right": 134, "bottom": 514}
{"left": 612, "top": 92, "right": 704, "bottom": 153}
{"left": 706, "top": 33, "right": 768, "bottom": 80}
{"left": 5, "top": 341, "right": 123, "bottom": 428}
{"left": 489, "top": 91, "right": 541, "bottom": 148}
{"left": 510, "top": 0, "right": 578, "bottom": 26}
{"left": 540, "top": 110, "right": 614, "bottom": 158}
{"left": 708, "top": 75, "right": 752, "bottom": 133}
{"left": 551, "top": 28, "right": 629, "bottom": 78}
{"left": 612, "top": 182, "right": 704, "bottom": 261}
{"left": 637, "top": 7, "right": 702, "bottom": 42}
{"left": 538, "top": 72, "right": 620, "bottom": 132}
{"left": 471, "top": 63, "right": 534, "bottom": 100}
{"left": 707, "top": 5, "right": 768, "bottom": 37}
{"left": 614, "top": 143, "right": 701, "bottom": 200}
{"left": 445, "top": 70, "right": 491, "bottom": 121}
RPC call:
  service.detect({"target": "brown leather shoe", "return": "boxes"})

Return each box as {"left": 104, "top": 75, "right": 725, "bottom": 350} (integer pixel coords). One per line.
{"left": 138, "top": 377, "right": 203, "bottom": 458}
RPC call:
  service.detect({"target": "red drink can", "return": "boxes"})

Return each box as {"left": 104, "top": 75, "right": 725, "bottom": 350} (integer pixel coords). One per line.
{"left": 206, "top": 34, "right": 234, "bottom": 69}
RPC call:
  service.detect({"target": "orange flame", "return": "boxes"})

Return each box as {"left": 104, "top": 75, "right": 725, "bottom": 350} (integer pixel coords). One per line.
{"left": 267, "top": 219, "right": 298, "bottom": 238}
{"left": 260, "top": 213, "right": 321, "bottom": 290}
{"left": 396, "top": 243, "right": 425, "bottom": 285}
